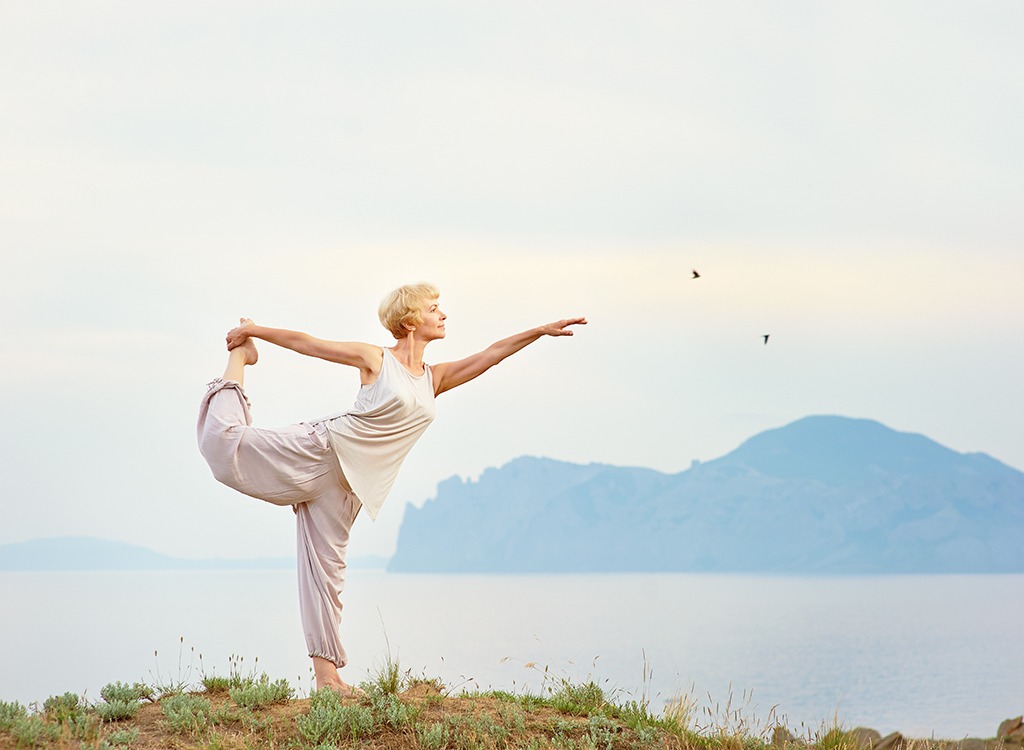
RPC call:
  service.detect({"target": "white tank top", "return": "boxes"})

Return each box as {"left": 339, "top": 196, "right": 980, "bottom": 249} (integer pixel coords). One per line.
{"left": 322, "top": 348, "right": 436, "bottom": 520}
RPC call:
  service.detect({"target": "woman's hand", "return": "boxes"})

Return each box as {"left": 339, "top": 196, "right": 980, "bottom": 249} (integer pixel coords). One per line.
{"left": 538, "top": 317, "right": 588, "bottom": 337}
{"left": 432, "top": 315, "right": 588, "bottom": 395}
{"left": 226, "top": 318, "right": 256, "bottom": 351}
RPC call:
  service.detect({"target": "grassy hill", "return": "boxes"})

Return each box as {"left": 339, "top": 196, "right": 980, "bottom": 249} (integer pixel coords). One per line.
{"left": 1, "top": 658, "right": 1015, "bottom": 750}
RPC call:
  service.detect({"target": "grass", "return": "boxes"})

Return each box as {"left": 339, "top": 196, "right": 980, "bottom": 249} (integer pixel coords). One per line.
{"left": 0, "top": 655, "right": 978, "bottom": 750}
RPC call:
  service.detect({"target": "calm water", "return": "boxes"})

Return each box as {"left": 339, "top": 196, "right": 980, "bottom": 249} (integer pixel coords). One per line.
{"left": 1, "top": 570, "right": 1021, "bottom": 739}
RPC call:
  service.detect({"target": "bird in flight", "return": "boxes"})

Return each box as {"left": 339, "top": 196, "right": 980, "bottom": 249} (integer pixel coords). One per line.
{"left": 763, "top": 334, "right": 770, "bottom": 345}
{"left": 691, "top": 269, "right": 700, "bottom": 279}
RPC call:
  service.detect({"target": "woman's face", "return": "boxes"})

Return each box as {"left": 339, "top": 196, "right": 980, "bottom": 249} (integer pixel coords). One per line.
{"left": 417, "top": 299, "right": 446, "bottom": 340}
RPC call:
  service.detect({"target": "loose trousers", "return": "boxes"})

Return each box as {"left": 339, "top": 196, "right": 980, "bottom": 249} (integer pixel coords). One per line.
{"left": 196, "top": 379, "right": 359, "bottom": 667}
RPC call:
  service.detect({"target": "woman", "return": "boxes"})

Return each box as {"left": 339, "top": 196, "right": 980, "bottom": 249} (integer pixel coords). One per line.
{"left": 197, "top": 282, "right": 586, "bottom": 697}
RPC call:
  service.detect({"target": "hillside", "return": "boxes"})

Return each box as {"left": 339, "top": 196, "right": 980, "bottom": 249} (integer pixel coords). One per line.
{"left": 2, "top": 667, "right": 1021, "bottom": 749}
{"left": 389, "top": 416, "right": 1024, "bottom": 573}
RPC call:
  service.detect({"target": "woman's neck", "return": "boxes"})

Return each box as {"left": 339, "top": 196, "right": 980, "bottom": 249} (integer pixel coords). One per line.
{"left": 389, "top": 337, "right": 428, "bottom": 373}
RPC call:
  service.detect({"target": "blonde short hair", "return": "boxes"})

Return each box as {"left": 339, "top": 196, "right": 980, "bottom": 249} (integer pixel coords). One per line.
{"left": 378, "top": 283, "right": 440, "bottom": 339}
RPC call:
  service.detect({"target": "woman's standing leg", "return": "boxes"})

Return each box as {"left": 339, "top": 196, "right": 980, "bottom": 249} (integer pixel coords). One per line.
{"left": 294, "top": 454, "right": 364, "bottom": 697}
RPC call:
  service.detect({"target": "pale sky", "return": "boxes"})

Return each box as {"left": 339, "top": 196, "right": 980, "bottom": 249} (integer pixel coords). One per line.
{"left": 2, "top": 1, "right": 1022, "bottom": 561}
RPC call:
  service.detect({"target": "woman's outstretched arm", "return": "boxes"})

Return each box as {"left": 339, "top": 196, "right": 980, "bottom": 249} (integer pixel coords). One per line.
{"left": 226, "top": 321, "right": 381, "bottom": 372}
{"left": 431, "top": 317, "right": 586, "bottom": 396}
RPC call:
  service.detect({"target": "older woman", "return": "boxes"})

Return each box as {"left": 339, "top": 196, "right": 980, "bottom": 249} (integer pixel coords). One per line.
{"left": 197, "top": 282, "right": 585, "bottom": 697}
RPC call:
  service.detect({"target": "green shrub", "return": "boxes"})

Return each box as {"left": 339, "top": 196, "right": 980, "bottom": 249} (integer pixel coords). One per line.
{"left": 69, "top": 712, "right": 103, "bottom": 741}
{"left": 297, "top": 688, "right": 376, "bottom": 745}
{"left": 96, "top": 699, "right": 141, "bottom": 722}
{"left": 9, "top": 714, "right": 61, "bottom": 746}
{"left": 365, "top": 683, "right": 418, "bottom": 728}
{"left": 587, "top": 714, "right": 620, "bottom": 750}
{"left": 229, "top": 673, "right": 293, "bottom": 709}
{"left": 106, "top": 726, "right": 140, "bottom": 746}
{"left": 42, "top": 691, "right": 84, "bottom": 723}
{"left": 416, "top": 720, "right": 449, "bottom": 750}
{"left": 550, "top": 680, "right": 607, "bottom": 716}
{"left": 0, "top": 700, "right": 28, "bottom": 731}
{"left": 201, "top": 675, "right": 233, "bottom": 693}
{"left": 161, "top": 692, "right": 213, "bottom": 735}
{"left": 497, "top": 702, "right": 528, "bottom": 732}
{"left": 101, "top": 681, "right": 152, "bottom": 704}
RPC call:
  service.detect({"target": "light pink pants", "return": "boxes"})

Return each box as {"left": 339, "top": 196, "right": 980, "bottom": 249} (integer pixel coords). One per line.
{"left": 197, "top": 379, "right": 359, "bottom": 667}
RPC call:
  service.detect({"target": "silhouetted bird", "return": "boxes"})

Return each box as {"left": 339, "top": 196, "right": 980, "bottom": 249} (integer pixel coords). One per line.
{"left": 763, "top": 334, "right": 770, "bottom": 345}
{"left": 691, "top": 269, "right": 700, "bottom": 279}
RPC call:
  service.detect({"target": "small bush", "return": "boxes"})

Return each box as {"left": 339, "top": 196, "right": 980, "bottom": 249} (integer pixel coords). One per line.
{"left": 229, "top": 673, "right": 293, "bottom": 709}
{"left": 550, "top": 680, "right": 607, "bottom": 716}
{"left": 497, "top": 702, "right": 528, "bottom": 732}
{"left": 0, "top": 700, "right": 28, "bottom": 731}
{"left": 201, "top": 652, "right": 260, "bottom": 695}
{"left": 10, "top": 714, "right": 61, "bottom": 746}
{"left": 364, "top": 683, "right": 418, "bottom": 728}
{"left": 417, "top": 720, "right": 449, "bottom": 750}
{"left": 69, "top": 712, "right": 103, "bottom": 741}
{"left": 201, "top": 675, "right": 233, "bottom": 693}
{"left": 161, "top": 692, "right": 213, "bottom": 735}
{"left": 96, "top": 699, "right": 141, "bottom": 722}
{"left": 101, "top": 681, "right": 152, "bottom": 704}
{"left": 42, "top": 691, "right": 84, "bottom": 723}
{"left": 106, "top": 726, "right": 140, "bottom": 746}
{"left": 297, "top": 688, "right": 376, "bottom": 745}
{"left": 588, "top": 714, "right": 620, "bottom": 750}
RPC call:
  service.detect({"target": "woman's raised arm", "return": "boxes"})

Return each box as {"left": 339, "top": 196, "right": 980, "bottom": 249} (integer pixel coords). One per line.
{"left": 226, "top": 321, "right": 382, "bottom": 372}
{"left": 431, "top": 317, "right": 586, "bottom": 396}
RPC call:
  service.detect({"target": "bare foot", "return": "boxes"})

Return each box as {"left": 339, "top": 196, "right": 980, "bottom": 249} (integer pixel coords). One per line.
{"left": 238, "top": 318, "right": 258, "bottom": 365}
{"left": 312, "top": 656, "right": 364, "bottom": 699}
{"left": 240, "top": 337, "right": 259, "bottom": 366}
{"left": 319, "top": 680, "right": 365, "bottom": 699}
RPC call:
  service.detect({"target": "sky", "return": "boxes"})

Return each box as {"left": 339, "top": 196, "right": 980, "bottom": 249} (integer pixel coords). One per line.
{"left": 2, "top": 1, "right": 1022, "bottom": 562}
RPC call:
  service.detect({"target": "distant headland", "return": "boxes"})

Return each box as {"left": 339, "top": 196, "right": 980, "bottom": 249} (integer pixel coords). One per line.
{"left": 389, "top": 415, "right": 1024, "bottom": 574}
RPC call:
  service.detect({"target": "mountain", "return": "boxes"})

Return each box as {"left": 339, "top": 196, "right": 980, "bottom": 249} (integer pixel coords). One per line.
{"left": 388, "top": 416, "right": 1024, "bottom": 574}
{"left": 0, "top": 537, "right": 387, "bottom": 571}
{"left": 0, "top": 537, "right": 292, "bottom": 571}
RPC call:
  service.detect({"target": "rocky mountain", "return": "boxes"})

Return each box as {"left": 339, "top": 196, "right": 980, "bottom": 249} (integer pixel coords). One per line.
{"left": 388, "top": 416, "right": 1024, "bottom": 573}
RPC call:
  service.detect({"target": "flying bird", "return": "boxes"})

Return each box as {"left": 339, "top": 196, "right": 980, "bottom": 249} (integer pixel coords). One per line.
{"left": 691, "top": 269, "right": 700, "bottom": 279}
{"left": 763, "top": 334, "right": 770, "bottom": 345}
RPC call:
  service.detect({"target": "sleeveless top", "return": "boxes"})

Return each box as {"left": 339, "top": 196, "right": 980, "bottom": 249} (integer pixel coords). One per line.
{"left": 321, "top": 348, "right": 436, "bottom": 520}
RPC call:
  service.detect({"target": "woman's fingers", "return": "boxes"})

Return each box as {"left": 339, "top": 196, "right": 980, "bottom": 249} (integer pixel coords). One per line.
{"left": 545, "top": 317, "right": 587, "bottom": 336}
{"left": 225, "top": 319, "right": 254, "bottom": 350}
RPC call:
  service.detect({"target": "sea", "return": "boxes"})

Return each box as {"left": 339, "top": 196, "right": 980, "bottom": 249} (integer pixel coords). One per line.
{"left": 0, "top": 570, "right": 1021, "bottom": 740}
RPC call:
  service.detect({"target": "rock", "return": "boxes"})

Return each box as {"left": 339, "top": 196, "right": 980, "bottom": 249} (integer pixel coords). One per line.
{"left": 849, "top": 728, "right": 883, "bottom": 750}
{"left": 998, "top": 717, "right": 1024, "bottom": 742}
{"left": 873, "top": 732, "right": 905, "bottom": 750}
